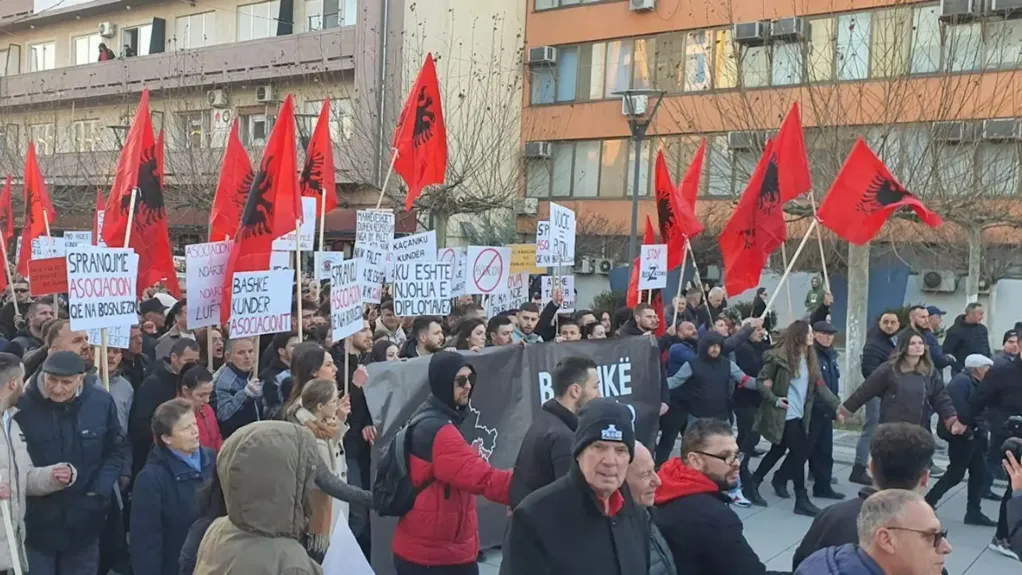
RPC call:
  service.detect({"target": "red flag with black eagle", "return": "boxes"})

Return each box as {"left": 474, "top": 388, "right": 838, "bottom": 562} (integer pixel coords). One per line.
{"left": 394, "top": 53, "right": 447, "bottom": 211}
{"left": 220, "top": 94, "right": 302, "bottom": 325}
{"left": 300, "top": 100, "right": 338, "bottom": 226}
{"left": 93, "top": 188, "right": 104, "bottom": 245}
{"left": 655, "top": 145, "right": 704, "bottom": 270}
{"left": 774, "top": 102, "right": 813, "bottom": 202}
{"left": 209, "top": 119, "right": 254, "bottom": 242}
{"left": 818, "top": 138, "right": 943, "bottom": 245}
{"left": 719, "top": 139, "right": 787, "bottom": 297}
{"left": 17, "top": 142, "right": 56, "bottom": 277}
{"left": 0, "top": 175, "right": 13, "bottom": 290}
{"left": 103, "top": 90, "right": 148, "bottom": 247}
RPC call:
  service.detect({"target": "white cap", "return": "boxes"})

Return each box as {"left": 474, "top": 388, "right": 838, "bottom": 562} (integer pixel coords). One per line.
{"left": 964, "top": 354, "right": 994, "bottom": 369}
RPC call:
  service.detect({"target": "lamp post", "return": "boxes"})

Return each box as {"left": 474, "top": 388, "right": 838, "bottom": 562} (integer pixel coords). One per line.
{"left": 615, "top": 88, "right": 666, "bottom": 266}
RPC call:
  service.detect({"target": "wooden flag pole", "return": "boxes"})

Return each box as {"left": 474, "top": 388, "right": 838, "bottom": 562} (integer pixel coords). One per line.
{"left": 0, "top": 473, "right": 21, "bottom": 575}
{"left": 780, "top": 242, "right": 795, "bottom": 324}
{"left": 761, "top": 219, "right": 819, "bottom": 319}
{"left": 810, "top": 193, "right": 831, "bottom": 292}
{"left": 686, "top": 241, "right": 713, "bottom": 322}
{"left": 42, "top": 210, "right": 57, "bottom": 311}
{"left": 318, "top": 189, "right": 329, "bottom": 251}
{"left": 670, "top": 239, "right": 690, "bottom": 328}
{"left": 646, "top": 290, "right": 652, "bottom": 305}
{"left": 0, "top": 234, "right": 19, "bottom": 323}
{"left": 100, "top": 329, "right": 110, "bottom": 392}
{"left": 374, "top": 152, "right": 400, "bottom": 210}
{"left": 343, "top": 338, "right": 350, "bottom": 397}
{"left": 123, "top": 187, "right": 139, "bottom": 247}
{"left": 294, "top": 219, "right": 304, "bottom": 342}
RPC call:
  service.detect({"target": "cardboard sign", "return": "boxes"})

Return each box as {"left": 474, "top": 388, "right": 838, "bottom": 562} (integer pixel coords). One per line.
{"left": 270, "top": 251, "right": 292, "bottom": 270}
{"left": 485, "top": 272, "right": 529, "bottom": 317}
{"left": 228, "top": 269, "right": 294, "bottom": 338}
{"left": 541, "top": 275, "right": 576, "bottom": 313}
{"left": 28, "top": 257, "right": 68, "bottom": 296}
{"left": 86, "top": 325, "right": 131, "bottom": 349}
{"left": 32, "top": 236, "right": 65, "bottom": 260}
{"left": 466, "top": 246, "right": 511, "bottom": 295}
{"left": 63, "top": 231, "right": 93, "bottom": 248}
{"left": 330, "top": 259, "right": 364, "bottom": 341}
{"left": 185, "top": 241, "right": 232, "bottom": 330}
{"left": 535, "top": 221, "right": 556, "bottom": 267}
{"left": 639, "top": 243, "right": 668, "bottom": 291}
{"left": 66, "top": 246, "right": 139, "bottom": 332}
{"left": 393, "top": 262, "right": 452, "bottom": 316}
{"left": 271, "top": 197, "right": 317, "bottom": 251}
{"left": 315, "top": 252, "right": 345, "bottom": 281}
{"left": 437, "top": 247, "right": 467, "bottom": 297}
{"left": 354, "top": 210, "right": 395, "bottom": 253}
{"left": 549, "top": 202, "right": 576, "bottom": 266}
{"left": 357, "top": 244, "right": 386, "bottom": 304}
{"left": 510, "top": 244, "right": 544, "bottom": 274}
{"left": 388, "top": 230, "right": 437, "bottom": 281}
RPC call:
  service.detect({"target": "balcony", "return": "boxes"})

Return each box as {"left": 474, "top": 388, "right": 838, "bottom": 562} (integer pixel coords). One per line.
{"left": 0, "top": 27, "right": 357, "bottom": 109}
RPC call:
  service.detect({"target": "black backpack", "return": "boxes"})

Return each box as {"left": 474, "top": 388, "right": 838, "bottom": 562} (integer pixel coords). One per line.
{"left": 371, "top": 411, "right": 440, "bottom": 517}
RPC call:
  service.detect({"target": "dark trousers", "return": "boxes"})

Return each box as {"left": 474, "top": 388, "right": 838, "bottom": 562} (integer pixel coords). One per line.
{"left": 808, "top": 414, "right": 835, "bottom": 486}
{"left": 98, "top": 490, "right": 130, "bottom": 575}
{"left": 753, "top": 419, "right": 810, "bottom": 492}
{"left": 347, "top": 453, "right": 372, "bottom": 559}
{"left": 986, "top": 431, "right": 1008, "bottom": 494}
{"left": 394, "top": 556, "right": 479, "bottom": 575}
{"left": 926, "top": 433, "right": 988, "bottom": 511}
{"left": 997, "top": 478, "right": 1014, "bottom": 540}
{"left": 734, "top": 405, "right": 759, "bottom": 455}
{"left": 655, "top": 405, "right": 687, "bottom": 467}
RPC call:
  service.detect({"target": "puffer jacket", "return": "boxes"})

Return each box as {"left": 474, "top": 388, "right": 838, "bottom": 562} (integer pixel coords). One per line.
{"left": 192, "top": 422, "right": 324, "bottom": 575}
{"left": 647, "top": 509, "right": 677, "bottom": 575}
{"left": 943, "top": 314, "right": 991, "bottom": 375}
{"left": 795, "top": 543, "right": 884, "bottom": 574}
{"left": 860, "top": 328, "right": 896, "bottom": 379}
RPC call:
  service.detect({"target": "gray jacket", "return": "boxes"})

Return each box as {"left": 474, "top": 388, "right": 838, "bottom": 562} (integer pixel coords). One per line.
{"left": 1009, "top": 491, "right": 1022, "bottom": 560}
{"left": 648, "top": 510, "right": 677, "bottom": 575}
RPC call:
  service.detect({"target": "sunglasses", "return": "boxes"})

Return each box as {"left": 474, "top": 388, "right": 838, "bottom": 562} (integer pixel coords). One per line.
{"left": 13, "top": 288, "right": 28, "bottom": 293}
{"left": 455, "top": 374, "right": 476, "bottom": 388}
{"left": 886, "top": 527, "right": 948, "bottom": 549}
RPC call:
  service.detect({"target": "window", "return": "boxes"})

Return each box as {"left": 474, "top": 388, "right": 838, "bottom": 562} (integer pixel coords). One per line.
{"left": 306, "top": 0, "right": 323, "bottom": 30}
{"left": 900, "top": 125, "right": 932, "bottom": 190}
{"left": 0, "top": 50, "right": 7, "bottom": 76}
{"left": 28, "top": 123, "right": 54, "bottom": 155}
{"left": 341, "top": 0, "right": 356, "bottom": 26}
{"left": 732, "top": 148, "right": 759, "bottom": 191}
{"left": 977, "top": 142, "right": 1019, "bottom": 196}
{"left": 175, "top": 12, "right": 216, "bottom": 49}
{"left": 945, "top": 22, "right": 982, "bottom": 72}
{"left": 706, "top": 135, "right": 732, "bottom": 196}
{"left": 836, "top": 13, "right": 870, "bottom": 80}
{"left": 535, "top": 0, "right": 593, "bottom": 9}
{"left": 556, "top": 46, "right": 578, "bottom": 102}
{"left": 573, "top": 141, "right": 600, "bottom": 197}
{"left": 551, "top": 143, "right": 573, "bottom": 197}
{"left": 870, "top": 8, "right": 910, "bottom": 78}
{"left": 985, "top": 20, "right": 1022, "bottom": 70}
{"left": 240, "top": 114, "right": 274, "bottom": 146}
{"left": 604, "top": 39, "right": 633, "bottom": 98}
{"left": 808, "top": 17, "right": 834, "bottom": 82}
{"left": 238, "top": 1, "right": 281, "bottom": 41}
{"left": 535, "top": 0, "right": 556, "bottom": 9}
{"left": 72, "top": 33, "right": 102, "bottom": 66}
{"left": 684, "top": 31, "right": 711, "bottom": 91}
{"left": 70, "top": 119, "right": 100, "bottom": 152}
{"left": 176, "top": 111, "right": 208, "bottom": 149}
{"left": 122, "top": 24, "right": 153, "bottom": 56}
{"left": 530, "top": 67, "right": 555, "bottom": 105}
{"left": 738, "top": 45, "right": 769, "bottom": 88}
{"left": 302, "top": 98, "right": 353, "bottom": 142}
{"left": 632, "top": 38, "right": 653, "bottom": 90}
{"left": 526, "top": 159, "right": 551, "bottom": 198}
{"left": 28, "top": 42, "right": 55, "bottom": 72}
{"left": 626, "top": 139, "right": 651, "bottom": 197}
{"left": 910, "top": 6, "right": 940, "bottom": 74}
{"left": 936, "top": 143, "right": 973, "bottom": 195}
{"left": 714, "top": 30, "right": 737, "bottom": 89}
{"left": 0, "top": 125, "right": 17, "bottom": 155}
{"left": 588, "top": 43, "right": 606, "bottom": 99}
{"left": 654, "top": 33, "right": 685, "bottom": 93}
{"left": 771, "top": 41, "right": 801, "bottom": 86}
{"left": 598, "top": 139, "right": 627, "bottom": 197}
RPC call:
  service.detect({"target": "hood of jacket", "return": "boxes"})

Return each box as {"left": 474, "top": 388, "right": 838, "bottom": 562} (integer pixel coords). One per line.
{"left": 797, "top": 544, "right": 885, "bottom": 575}
{"left": 654, "top": 458, "right": 720, "bottom": 505}
{"left": 697, "top": 332, "right": 727, "bottom": 361}
{"left": 428, "top": 351, "right": 474, "bottom": 411}
{"left": 217, "top": 421, "right": 319, "bottom": 540}
{"left": 619, "top": 320, "right": 645, "bottom": 336}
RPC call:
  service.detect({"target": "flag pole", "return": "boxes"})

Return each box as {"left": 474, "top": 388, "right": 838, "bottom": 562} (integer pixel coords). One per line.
{"left": 344, "top": 338, "right": 350, "bottom": 397}
{"left": 100, "top": 329, "right": 110, "bottom": 392}
{"left": 686, "top": 241, "right": 713, "bottom": 323}
{"left": 761, "top": 219, "right": 819, "bottom": 319}
{"left": 810, "top": 193, "right": 831, "bottom": 292}
{"left": 780, "top": 242, "right": 795, "bottom": 324}
{"left": 374, "top": 151, "right": 399, "bottom": 210}
{"left": 295, "top": 218, "right": 304, "bottom": 342}
{"left": 42, "top": 211, "right": 56, "bottom": 311}
{"left": 206, "top": 328, "right": 214, "bottom": 372}
{"left": 0, "top": 235, "right": 18, "bottom": 323}
{"left": 123, "top": 187, "right": 139, "bottom": 247}
{"left": 0, "top": 472, "right": 21, "bottom": 575}
{"left": 319, "top": 190, "right": 328, "bottom": 251}
{"left": 671, "top": 239, "right": 690, "bottom": 328}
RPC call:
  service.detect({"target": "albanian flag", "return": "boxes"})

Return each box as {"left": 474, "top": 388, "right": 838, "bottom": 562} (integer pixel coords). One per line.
{"left": 209, "top": 119, "right": 253, "bottom": 242}
{"left": 774, "top": 102, "right": 812, "bottom": 202}
{"left": 220, "top": 94, "right": 301, "bottom": 325}
{"left": 654, "top": 151, "right": 684, "bottom": 270}
{"left": 818, "top": 138, "right": 943, "bottom": 245}
{"left": 17, "top": 142, "right": 56, "bottom": 277}
{"left": 0, "top": 175, "right": 13, "bottom": 248}
{"left": 300, "top": 99, "right": 338, "bottom": 225}
{"left": 394, "top": 53, "right": 447, "bottom": 211}
{"left": 93, "top": 188, "right": 104, "bottom": 245}
{"left": 719, "top": 139, "right": 786, "bottom": 296}
{"left": 103, "top": 90, "right": 149, "bottom": 247}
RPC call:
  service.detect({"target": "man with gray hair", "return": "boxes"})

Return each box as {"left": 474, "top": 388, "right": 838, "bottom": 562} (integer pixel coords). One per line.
{"left": 212, "top": 337, "right": 261, "bottom": 439}
{"left": 796, "top": 489, "right": 951, "bottom": 574}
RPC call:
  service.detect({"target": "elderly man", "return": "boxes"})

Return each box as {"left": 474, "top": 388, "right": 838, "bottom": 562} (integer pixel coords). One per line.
{"left": 212, "top": 338, "right": 260, "bottom": 439}
{"left": 16, "top": 351, "right": 126, "bottom": 575}
{"left": 626, "top": 443, "right": 676, "bottom": 575}
{"left": 796, "top": 490, "right": 951, "bottom": 574}
{"left": 502, "top": 399, "right": 649, "bottom": 575}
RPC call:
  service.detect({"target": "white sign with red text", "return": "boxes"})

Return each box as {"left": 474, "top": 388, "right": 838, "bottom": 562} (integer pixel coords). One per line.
{"left": 66, "top": 246, "right": 139, "bottom": 332}
{"left": 330, "top": 259, "right": 363, "bottom": 341}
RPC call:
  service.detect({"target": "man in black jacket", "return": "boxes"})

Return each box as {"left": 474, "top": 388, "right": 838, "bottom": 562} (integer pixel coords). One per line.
{"left": 806, "top": 321, "right": 844, "bottom": 499}
{"left": 509, "top": 357, "right": 600, "bottom": 508}
{"left": 943, "top": 302, "right": 991, "bottom": 375}
{"left": 501, "top": 399, "right": 649, "bottom": 575}
{"left": 734, "top": 324, "right": 769, "bottom": 459}
{"left": 678, "top": 287, "right": 711, "bottom": 331}
{"left": 618, "top": 303, "right": 658, "bottom": 336}
{"left": 850, "top": 311, "right": 900, "bottom": 485}
{"left": 11, "top": 301, "right": 52, "bottom": 355}
{"left": 791, "top": 422, "right": 935, "bottom": 570}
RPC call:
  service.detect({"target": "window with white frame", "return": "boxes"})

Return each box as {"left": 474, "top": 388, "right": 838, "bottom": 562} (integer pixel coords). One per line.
{"left": 122, "top": 24, "right": 154, "bottom": 56}
{"left": 240, "top": 113, "right": 274, "bottom": 146}
{"left": 29, "top": 123, "right": 55, "bottom": 155}
{"left": 835, "top": 13, "right": 870, "bottom": 81}
{"left": 28, "top": 42, "right": 55, "bottom": 72}
{"left": 0, "top": 50, "right": 7, "bottom": 76}
{"left": 176, "top": 111, "right": 208, "bottom": 149}
{"left": 301, "top": 99, "right": 352, "bottom": 142}
{"left": 305, "top": 0, "right": 323, "bottom": 30}
{"left": 341, "top": 0, "right": 356, "bottom": 26}
{"left": 238, "top": 1, "right": 281, "bottom": 42}
{"left": 71, "top": 119, "right": 100, "bottom": 152}
{"left": 72, "top": 33, "right": 102, "bottom": 66}
{"left": 175, "top": 12, "right": 216, "bottom": 50}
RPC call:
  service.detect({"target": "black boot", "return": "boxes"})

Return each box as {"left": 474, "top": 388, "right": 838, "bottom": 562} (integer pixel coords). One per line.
{"left": 794, "top": 490, "right": 821, "bottom": 517}
{"left": 813, "top": 485, "right": 846, "bottom": 500}
{"left": 745, "top": 478, "right": 768, "bottom": 507}
{"left": 964, "top": 509, "right": 997, "bottom": 527}
{"left": 849, "top": 464, "right": 872, "bottom": 486}
{"left": 772, "top": 479, "right": 791, "bottom": 499}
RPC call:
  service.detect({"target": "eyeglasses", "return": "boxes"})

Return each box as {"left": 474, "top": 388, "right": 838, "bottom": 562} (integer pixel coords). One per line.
{"left": 13, "top": 288, "right": 27, "bottom": 293}
{"left": 886, "top": 527, "right": 948, "bottom": 549}
{"left": 455, "top": 374, "right": 476, "bottom": 388}
{"left": 695, "top": 451, "right": 740, "bottom": 466}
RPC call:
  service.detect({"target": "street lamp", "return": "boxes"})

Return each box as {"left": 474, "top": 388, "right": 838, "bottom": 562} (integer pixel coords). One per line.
{"left": 615, "top": 88, "right": 666, "bottom": 266}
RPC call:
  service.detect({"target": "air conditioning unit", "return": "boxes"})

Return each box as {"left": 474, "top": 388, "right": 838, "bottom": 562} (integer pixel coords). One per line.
{"left": 770, "top": 17, "right": 808, "bottom": 40}
{"left": 524, "top": 141, "right": 552, "bottom": 159}
{"left": 622, "top": 94, "right": 649, "bottom": 116}
{"left": 932, "top": 121, "right": 973, "bottom": 142}
{"left": 206, "top": 89, "right": 229, "bottom": 108}
{"left": 255, "top": 85, "right": 277, "bottom": 103}
{"left": 940, "top": 0, "right": 977, "bottom": 20}
{"left": 595, "top": 258, "right": 613, "bottom": 275}
{"left": 982, "top": 118, "right": 1022, "bottom": 141}
{"left": 920, "top": 269, "right": 958, "bottom": 292}
{"left": 513, "top": 198, "right": 539, "bottom": 215}
{"left": 574, "top": 257, "right": 594, "bottom": 275}
{"left": 629, "top": 0, "right": 655, "bottom": 11}
{"left": 991, "top": 0, "right": 1022, "bottom": 12}
{"left": 733, "top": 22, "right": 769, "bottom": 44}
{"left": 727, "top": 131, "right": 762, "bottom": 150}
{"left": 527, "top": 46, "right": 557, "bottom": 66}
{"left": 978, "top": 278, "right": 992, "bottom": 294}
{"left": 98, "top": 22, "right": 117, "bottom": 37}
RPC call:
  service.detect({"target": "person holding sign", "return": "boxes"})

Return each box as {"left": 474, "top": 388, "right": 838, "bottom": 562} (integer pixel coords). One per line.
{"left": 211, "top": 338, "right": 261, "bottom": 439}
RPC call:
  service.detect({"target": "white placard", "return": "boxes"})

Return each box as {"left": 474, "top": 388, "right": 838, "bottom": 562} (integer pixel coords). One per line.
{"left": 330, "top": 259, "right": 363, "bottom": 341}
{"left": 541, "top": 275, "right": 576, "bottom": 313}
{"left": 63, "top": 231, "right": 93, "bottom": 248}
{"left": 270, "top": 251, "right": 292, "bottom": 270}
{"left": 271, "top": 197, "right": 317, "bottom": 251}
{"left": 466, "top": 246, "right": 511, "bottom": 296}
{"left": 549, "top": 202, "right": 576, "bottom": 266}
{"left": 322, "top": 513, "right": 375, "bottom": 575}
{"left": 32, "top": 236, "right": 65, "bottom": 260}
{"left": 355, "top": 210, "right": 395, "bottom": 253}
{"left": 185, "top": 240, "right": 233, "bottom": 330}
{"left": 387, "top": 230, "right": 437, "bottom": 281}
{"left": 535, "top": 221, "right": 556, "bottom": 267}
{"left": 86, "top": 325, "right": 131, "bottom": 349}
{"left": 66, "top": 246, "right": 139, "bottom": 331}
{"left": 639, "top": 243, "right": 668, "bottom": 291}
{"left": 393, "top": 262, "right": 452, "bottom": 317}
{"left": 437, "top": 247, "right": 467, "bottom": 297}
{"left": 357, "top": 244, "right": 386, "bottom": 305}
{"left": 315, "top": 252, "right": 345, "bottom": 282}
{"left": 228, "top": 269, "right": 294, "bottom": 338}
{"left": 485, "top": 272, "right": 529, "bottom": 317}
{"left": 95, "top": 211, "right": 106, "bottom": 247}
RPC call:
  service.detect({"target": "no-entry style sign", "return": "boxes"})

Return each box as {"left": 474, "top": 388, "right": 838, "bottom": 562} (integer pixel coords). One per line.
{"left": 466, "top": 246, "right": 510, "bottom": 295}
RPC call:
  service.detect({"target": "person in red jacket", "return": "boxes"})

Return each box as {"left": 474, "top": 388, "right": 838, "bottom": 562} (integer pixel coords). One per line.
{"left": 392, "top": 351, "right": 513, "bottom": 575}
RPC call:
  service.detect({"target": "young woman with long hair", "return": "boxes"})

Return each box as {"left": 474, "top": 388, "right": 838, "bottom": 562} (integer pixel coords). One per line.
{"left": 282, "top": 342, "right": 337, "bottom": 418}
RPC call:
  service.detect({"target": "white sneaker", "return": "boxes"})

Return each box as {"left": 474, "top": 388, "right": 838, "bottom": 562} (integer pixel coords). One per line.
{"left": 988, "top": 538, "right": 1020, "bottom": 561}
{"left": 730, "top": 488, "right": 752, "bottom": 508}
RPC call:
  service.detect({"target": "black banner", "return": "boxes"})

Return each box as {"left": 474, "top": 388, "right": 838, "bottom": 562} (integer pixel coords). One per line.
{"left": 362, "top": 337, "right": 663, "bottom": 574}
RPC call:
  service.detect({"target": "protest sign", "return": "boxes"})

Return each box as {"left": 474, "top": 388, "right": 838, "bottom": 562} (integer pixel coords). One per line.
{"left": 271, "top": 197, "right": 317, "bottom": 251}
{"left": 393, "top": 262, "right": 452, "bottom": 316}
{"left": 541, "top": 275, "right": 575, "bottom": 313}
{"left": 322, "top": 514, "right": 374, "bottom": 575}
{"left": 466, "top": 246, "right": 510, "bottom": 296}
{"left": 185, "top": 241, "right": 232, "bottom": 330}
{"left": 228, "top": 269, "right": 294, "bottom": 338}
{"left": 355, "top": 209, "right": 395, "bottom": 253}
{"left": 535, "top": 221, "right": 556, "bottom": 267}
{"left": 66, "top": 246, "right": 139, "bottom": 332}
{"left": 484, "top": 271, "right": 529, "bottom": 316}
{"left": 510, "top": 244, "right": 544, "bottom": 274}
{"left": 387, "top": 231, "right": 437, "bottom": 281}
{"left": 28, "top": 258, "right": 68, "bottom": 296}
{"left": 270, "top": 251, "right": 292, "bottom": 270}
{"left": 86, "top": 325, "right": 131, "bottom": 349}
{"left": 549, "top": 202, "right": 576, "bottom": 266}
{"left": 357, "top": 244, "right": 386, "bottom": 304}
{"left": 330, "top": 259, "right": 363, "bottom": 341}
{"left": 63, "top": 231, "right": 93, "bottom": 248}
{"left": 437, "top": 247, "right": 466, "bottom": 297}
{"left": 32, "top": 237, "right": 65, "bottom": 260}
{"left": 95, "top": 211, "right": 106, "bottom": 246}
{"left": 639, "top": 243, "right": 668, "bottom": 291}
{"left": 315, "top": 252, "right": 345, "bottom": 281}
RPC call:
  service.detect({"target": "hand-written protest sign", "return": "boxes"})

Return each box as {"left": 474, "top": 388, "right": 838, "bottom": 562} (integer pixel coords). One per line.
{"left": 331, "top": 259, "right": 364, "bottom": 341}
{"left": 86, "top": 325, "right": 131, "bottom": 349}
{"left": 355, "top": 210, "right": 395, "bottom": 253}
{"left": 485, "top": 272, "right": 529, "bottom": 316}
{"left": 542, "top": 275, "right": 576, "bottom": 313}
{"left": 185, "top": 241, "right": 232, "bottom": 330}
{"left": 315, "top": 252, "right": 345, "bottom": 281}
{"left": 535, "top": 221, "right": 556, "bottom": 267}
{"left": 270, "top": 251, "right": 292, "bottom": 270}
{"left": 549, "top": 202, "right": 576, "bottom": 266}
{"left": 388, "top": 231, "right": 437, "bottom": 281}
{"left": 437, "top": 247, "right": 467, "bottom": 297}
{"left": 66, "top": 246, "right": 139, "bottom": 332}
{"left": 357, "top": 244, "right": 386, "bottom": 304}
{"left": 32, "top": 237, "right": 65, "bottom": 260}
{"left": 28, "top": 257, "right": 68, "bottom": 296}
{"left": 271, "top": 197, "right": 317, "bottom": 251}
{"left": 228, "top": 269, "right": 294, "bottom": 338}
{"left": 466, "top": 246, "right": 510, "bottom": 295}
{"left": 393, "top": 262, "right": 452, "bottom": 316}
{"left": 639, "top": 244, "right": 668, "bottom": 291}
{"left": 511, "top": 244, "right": 544, "bottom": 274}
{"left": 95, "top": 211, "right": 106, "bottom": 246}
{"left": 63, "top": 231, "right": 93, "bottom": 248}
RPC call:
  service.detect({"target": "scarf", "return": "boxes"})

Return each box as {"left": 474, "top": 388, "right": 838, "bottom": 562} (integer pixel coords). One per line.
{"left": 170, "top": 447, "right": 203, "bottom": 473}
{"left": 300, "top": 415, "right": 342, "bottom": 555}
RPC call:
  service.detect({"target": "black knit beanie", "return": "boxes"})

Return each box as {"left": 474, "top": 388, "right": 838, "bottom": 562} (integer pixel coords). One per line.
{"left": 572, "top": 398, "right": 635, "bottom": 462}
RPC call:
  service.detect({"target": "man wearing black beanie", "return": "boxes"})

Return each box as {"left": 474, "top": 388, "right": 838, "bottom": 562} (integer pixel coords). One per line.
{"left": 501, "top": 398, "right": 650, "bottom": 575}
